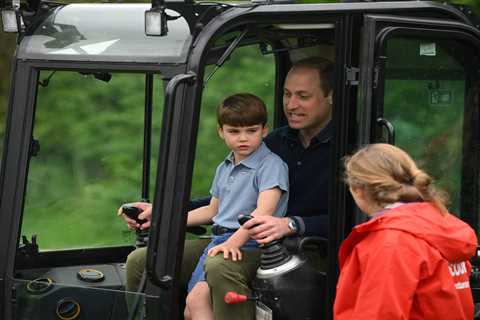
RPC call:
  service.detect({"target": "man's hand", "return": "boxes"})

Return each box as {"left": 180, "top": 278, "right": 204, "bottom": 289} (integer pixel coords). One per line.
{"left": 243, "top": 215, "right": 294, "bottom": 244}
{"left": 207, "top": 241, "right": 243, "bottom": 261}
{"left": 117, "top": 202, "right": 152, "bottom": 230}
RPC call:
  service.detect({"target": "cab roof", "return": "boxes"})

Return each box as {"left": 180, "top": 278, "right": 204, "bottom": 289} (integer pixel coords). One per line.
{"left": 15, "top": 1, "right": 475, "bottom": 63}
{"left": 17, "top": 4, "right": 192, "bottom": 63}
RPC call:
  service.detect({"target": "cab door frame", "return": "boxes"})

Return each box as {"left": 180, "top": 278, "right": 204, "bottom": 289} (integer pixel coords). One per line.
{"left": 359, "top": 14, "right": 480, "bottom": 142}
{"left": 0, "top": 60, "right": 37, "bottom": 320}
{"left": 145, "top": 6, "right": 356, "bottom": 319}
{"left": 358, "top": 14, "right": 480, "bottom": 228}
{"left": 0, "top": 58, "right": 178, "bottom": 320}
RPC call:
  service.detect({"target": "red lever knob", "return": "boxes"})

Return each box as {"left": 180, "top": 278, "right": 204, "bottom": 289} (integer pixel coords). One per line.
{"left": 224, "top": 291, "right": 248, "bottom": 304}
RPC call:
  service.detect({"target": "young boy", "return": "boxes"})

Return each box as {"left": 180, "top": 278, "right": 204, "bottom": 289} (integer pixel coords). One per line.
{"left": 184, "top": 93, "right": 289, "bottom": 320}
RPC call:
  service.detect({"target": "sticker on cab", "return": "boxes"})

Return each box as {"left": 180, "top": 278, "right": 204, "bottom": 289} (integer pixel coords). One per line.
{"left": 256, "top": 301, "right": 272, "bottom": 320}
{"left": 420, "top": 42, "right": 436, "bottom": 56}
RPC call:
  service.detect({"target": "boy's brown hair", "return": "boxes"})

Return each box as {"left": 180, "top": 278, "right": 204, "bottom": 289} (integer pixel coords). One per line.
{"left": 217, "top": 93, "right": 267, "bottom": 127}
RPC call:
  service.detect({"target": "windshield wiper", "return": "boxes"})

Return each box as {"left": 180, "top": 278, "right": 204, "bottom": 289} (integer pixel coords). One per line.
{"left": 204, "top": 27, "right": 249, "bottom": 85}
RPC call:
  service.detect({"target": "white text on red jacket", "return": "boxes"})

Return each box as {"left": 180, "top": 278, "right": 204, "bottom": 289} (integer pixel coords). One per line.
{"left": 448, "top": 262, "right": 470, "bottom": 289}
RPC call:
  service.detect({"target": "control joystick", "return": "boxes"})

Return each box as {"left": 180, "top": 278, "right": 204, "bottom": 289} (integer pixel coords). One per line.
{"left": 122, "top": 204, "right": 147, "bottom": 225}
{"left": 122, "top": 204, "right": 148, "bottom": 248}
{"left": 238, "top": 214, "right": 254, "bottom": 226}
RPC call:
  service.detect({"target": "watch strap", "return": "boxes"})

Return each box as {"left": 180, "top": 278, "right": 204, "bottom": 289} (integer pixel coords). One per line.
{"left": 290, "top": 216, "right": 305, "bottom": 235}
{"left": 288, "top": 217, "right": 299, "bottom": 233}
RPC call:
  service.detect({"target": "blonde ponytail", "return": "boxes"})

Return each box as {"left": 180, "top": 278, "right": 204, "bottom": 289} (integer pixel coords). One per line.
{"left": 344, "top": 144, "right": 449, "bottom": 214}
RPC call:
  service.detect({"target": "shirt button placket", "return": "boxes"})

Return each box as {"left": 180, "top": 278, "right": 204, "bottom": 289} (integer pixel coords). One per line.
{"left": 227, "top": 166, "right": 235, "bottom": 184}
{"left": 297, "top": 149, "right": 306, "bottom": 167}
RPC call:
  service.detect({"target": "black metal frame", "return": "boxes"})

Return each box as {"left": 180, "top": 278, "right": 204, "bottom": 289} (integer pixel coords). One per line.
{"left": 0, "top": 60, "right": 184, "bottom": 319}
{"left": 1, "top": 1, "right": 480, "bottom": 320}
{"left": 144, "top": 7, "right": 353, "bottom": 318}
{"left": 368, "top": 15, "right": 480, "bottom": 120}
{"left": 359, "top": 14, "right": 480, "bottom": 229}
{"left": 0, "top": 60, "right": 39, "bottom": 320}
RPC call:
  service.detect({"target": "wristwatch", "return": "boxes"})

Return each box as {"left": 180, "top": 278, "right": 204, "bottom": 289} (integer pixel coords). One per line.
{"left": 287, "top": 217, "right": 298, "bottom": 233}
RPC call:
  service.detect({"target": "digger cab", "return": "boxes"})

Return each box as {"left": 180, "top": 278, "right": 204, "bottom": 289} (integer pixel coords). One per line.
{"left": 0, "top": 0, "right": 480, "bottom": 319}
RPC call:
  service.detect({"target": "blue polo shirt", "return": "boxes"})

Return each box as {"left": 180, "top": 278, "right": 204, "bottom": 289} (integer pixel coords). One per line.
{"left": 264, "top": 123, "right": 331, "bottom": 237}
{"left": 211, "top": 142, "right": 289, "bottom": 229}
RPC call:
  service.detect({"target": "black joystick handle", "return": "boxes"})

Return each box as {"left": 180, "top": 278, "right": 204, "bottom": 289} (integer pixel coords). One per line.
{"left": 122, "top": 205, "right": 147, "bottom": 225}
{"left": 237, "top": 214, "right": 290, "bottom": 268}
{"left": 238, "top": 214, "right": 254, "bottom": 226}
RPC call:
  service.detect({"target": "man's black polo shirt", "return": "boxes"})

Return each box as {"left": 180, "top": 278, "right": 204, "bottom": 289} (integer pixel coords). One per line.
{"left": 264, "top": 123, "right": 331, "bottom": 237}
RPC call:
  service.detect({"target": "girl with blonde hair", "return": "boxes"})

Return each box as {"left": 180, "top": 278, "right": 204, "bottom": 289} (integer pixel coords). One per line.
{"left": 334, "top": 143, "right": 477, "bottom": 320}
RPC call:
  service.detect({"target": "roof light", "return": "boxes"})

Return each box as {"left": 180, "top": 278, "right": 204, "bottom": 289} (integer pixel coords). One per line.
{"left": 145, "top": 6, "right": 168, "bottom": 36}
{"left": 1, "top": 9, "right": 22, "bottom": 32}
{"left": 1, "top": 0, "right": 23, "bottom": 33}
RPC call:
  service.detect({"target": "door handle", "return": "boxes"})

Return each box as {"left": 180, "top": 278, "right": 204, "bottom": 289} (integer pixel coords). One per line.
{"left": 376, "top": 117, "right": 395, "bottom": 145}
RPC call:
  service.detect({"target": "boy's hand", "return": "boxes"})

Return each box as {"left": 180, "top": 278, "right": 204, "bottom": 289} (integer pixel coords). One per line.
{"left": 207, "top": 242, "right": 243, "bottom": 261}
{"left": 117, "top": 202, "right": 152, "bottom": 230}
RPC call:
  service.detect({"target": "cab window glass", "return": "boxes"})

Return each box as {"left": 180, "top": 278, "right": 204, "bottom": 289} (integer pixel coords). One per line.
{"left": 22, "top": 71, "right": 163, "bottom": 250}
{"left": 190, "top": 44, "right": 275, "bottom": 200}
{"left": 381, "top": 36, "right": 476, "bottom": 217}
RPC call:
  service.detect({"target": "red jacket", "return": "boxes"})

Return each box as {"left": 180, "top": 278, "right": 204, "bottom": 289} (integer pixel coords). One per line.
{"left": 334, "top": 202, "right": 477, "bottom": 320}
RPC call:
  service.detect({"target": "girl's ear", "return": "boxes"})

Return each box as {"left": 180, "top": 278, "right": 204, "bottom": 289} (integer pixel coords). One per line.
{"left": 354, "top": 186, "right": 371, "bottom": 202}
{"left": 349, "top": 185, "right": 362, "bottom": 199}
{"left": 217, "top": 126, "right": 225, "bottom": 140}
{"left": 350, "top": 186, "right": 378, "bottom": 216}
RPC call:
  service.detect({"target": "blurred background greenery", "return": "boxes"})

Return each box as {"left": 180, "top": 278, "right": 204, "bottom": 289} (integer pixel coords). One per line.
{"left": 13, "top": 45, "right": 276, "bottom": 249}
{"left": 0, "top": 0, "right": 478, "bottom": 250}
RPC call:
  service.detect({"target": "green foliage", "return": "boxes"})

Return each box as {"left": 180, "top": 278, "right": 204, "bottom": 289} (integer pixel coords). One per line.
{"left": 0, "top": 0, "right": 479, "bottom": 249}
{"left": 0, "top": 33, "right": 16, "bottom": 155}
{"left": 441, "top": 0, "right": 480, "bottom": 11}
{"left": 22, "top": 72, "right": 165, "bottom": 248}
{"left": 383, "top": 36, "right": 468, "bottom": 214}
{"left": 191, "top": 46, "right": 275, "bottom": 197}
{"left": 20, "top": 45, "right": 273, "bottom": 250}
{"left": 297, "top": 0, "right": 480, "bottom": 11}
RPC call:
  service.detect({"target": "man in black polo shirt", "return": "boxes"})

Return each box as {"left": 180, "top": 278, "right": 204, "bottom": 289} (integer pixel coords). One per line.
{"left": 204, "top": 57, "right": 333, "bottom": 319}
{"left": 119, "top": 57, "right": 333, "bottom": 319}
